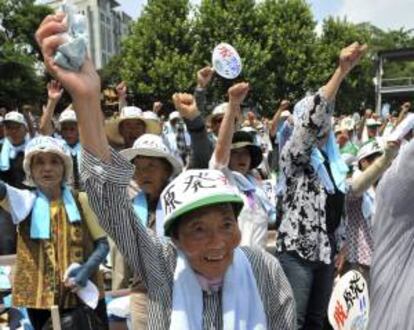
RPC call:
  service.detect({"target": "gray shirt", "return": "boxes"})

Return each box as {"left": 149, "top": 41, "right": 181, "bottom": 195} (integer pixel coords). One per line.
{"left": 368, "top": 140, "right": 414, "bottom": 329}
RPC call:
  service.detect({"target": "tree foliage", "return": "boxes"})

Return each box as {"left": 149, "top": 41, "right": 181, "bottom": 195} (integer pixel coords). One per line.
{"left": 0, "top": 0, "right": 52, "bottom": 108}
{"left": 120, "top": 0, "right": 195, "bottom": 110}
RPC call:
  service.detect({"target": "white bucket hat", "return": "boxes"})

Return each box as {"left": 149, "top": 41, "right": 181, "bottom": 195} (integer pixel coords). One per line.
{"left": 161, "top": 169, "right": 244, "bottom": 236}
{"left": 105, "top": 106, "right": 161, "bottom": 145}
{"left": 4, "top": 111, "right": 27, "bottom": 128}
{"left": 357, "top": 139, "right": 383, "bottom": 166}
{"left": 120, "top": 134, "right": 183, "bottom": 176}
{"left": 58, "top": 108, "right": 77, "bottom": 124}
{"left": 23, "top": 136, "right": 73, "bottom": 186}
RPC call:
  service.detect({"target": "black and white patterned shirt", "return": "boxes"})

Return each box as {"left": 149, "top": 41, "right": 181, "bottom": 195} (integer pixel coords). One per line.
{"left": 276, "top": 91, "right": 336, "bottom": 264}
{"left": 81, "top": 148, "right": 296, "bottom": 330}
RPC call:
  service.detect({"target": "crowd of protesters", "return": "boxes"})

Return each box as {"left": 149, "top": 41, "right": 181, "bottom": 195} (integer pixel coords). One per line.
{"left": 0, "top": 11, "right": 413, "bottom": 330}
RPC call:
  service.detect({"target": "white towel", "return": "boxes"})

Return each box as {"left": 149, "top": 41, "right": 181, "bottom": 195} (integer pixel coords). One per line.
{"left": 170, "top": 248, "right": 267, "bottom": 330}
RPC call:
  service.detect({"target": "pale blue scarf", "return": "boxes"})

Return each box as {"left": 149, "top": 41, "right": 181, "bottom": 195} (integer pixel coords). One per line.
{"left": 232, "top": 172, "right": 276, "bottom": 224}
{"left": 0, "top": 138, "right": 27, "bottom": 171}
{"left": 170, "top": 248, "right": 266, "bottom": 330}
{"left": 30, "top": 185, "right": 81, "bottom": 239}
{"left": 132, "top": 191, "right": 164, "bottom": 237}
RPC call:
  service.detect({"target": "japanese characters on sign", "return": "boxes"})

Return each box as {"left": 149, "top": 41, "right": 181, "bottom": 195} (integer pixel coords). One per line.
{"left": 328, "top": 271, "right": 370, "bottom": 330}
{"left": 212, "top": 43, "right": 242, "bottom": 79}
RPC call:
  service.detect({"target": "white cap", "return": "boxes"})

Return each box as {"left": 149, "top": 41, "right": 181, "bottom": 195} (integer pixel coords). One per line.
{"left": 341, "top": 117, "right": 355, "bottom": 131}
{"left": 211, "top": 103, "right": 228, "bottom": 118}
{"left": 58, "top": 109, "right": 77, "bottom": 124}
{"left": 366, "top": 118, "right": 381, "bottom": 127}
{"left": 169, "top": 111, "right": 181, "bottom": 122}
{"left": 143, "top": 111, "right": 160, "bottom": 122}
{"left": 161, "top": 169, "right": 243, "bottom": 236}
{"left": 357, "top": 139, "right": 383, "bottom": 164}
{"left": 4, "top": 111, "right": 27, "bottom": 128}
{"left": 120, "top": 134, "right": 183, "bottom": 176}
{"left": 23, "top": 136, "right": 73, "bottom": 186}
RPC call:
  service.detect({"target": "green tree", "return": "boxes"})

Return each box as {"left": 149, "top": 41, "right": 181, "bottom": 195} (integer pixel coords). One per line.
{"left": 0, "top": 0, "right": 52, "bottom": 108}
{"left": 190, "top": 0, "right": 264, "bottom": 112}
{"left": 317, "top": 17, "right": 374, "bottom": 114}
{"left": 256, "top": 0, "right": 318, "bottom": 113}
{"left": 120, "top": 0, "right": 195, "bottom": 110}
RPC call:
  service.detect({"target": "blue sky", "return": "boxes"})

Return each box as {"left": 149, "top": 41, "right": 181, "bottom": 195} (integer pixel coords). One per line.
{"left": 119, "top": 0, "right": 413, "bottom": 31}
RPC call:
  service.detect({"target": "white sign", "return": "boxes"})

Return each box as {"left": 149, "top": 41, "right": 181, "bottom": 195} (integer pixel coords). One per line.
{"left": 328, "top": 270, "right": 369, "bottom": 330}
{"left": 212, "top": 43, "right": 242, "bottom": 79}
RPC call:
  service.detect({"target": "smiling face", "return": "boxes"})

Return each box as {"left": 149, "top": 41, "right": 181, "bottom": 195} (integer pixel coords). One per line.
{"left": 133, "top": 156, "right": 172, "bottom": 201}
{"left": 30, "top": 152, "right": 65, "bottom": 191}
{"left": 229, "top": 147, "right": 251, "bottom": 176}
{"left": 174, "top": 203, "right": 241, "bottom": 280}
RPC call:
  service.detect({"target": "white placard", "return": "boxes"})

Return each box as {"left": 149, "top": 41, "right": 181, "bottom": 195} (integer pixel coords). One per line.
{"left": 212, "top": 43, "right": 242, "bottom": 79}
{"left": 328, "top": 270, "right": 369, "bottom": 330}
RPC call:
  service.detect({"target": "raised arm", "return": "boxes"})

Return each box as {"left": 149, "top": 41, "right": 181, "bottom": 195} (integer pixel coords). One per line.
{"left": 350, "top": 142, "right": 399, "bottom": 196}
{"left": 39, "top": 80, "right": 63, "bottom": 135}
{"left": 194, "top": 66, "right": 214, "bottom": 115}
{"left": 281, "top": 43, "right": 367, "bottom": 173}
{"left": 116, "top": 81, "right": 128, "bottom": 111}
{"left": 172, "top": 93, "right": 214, "bottom": 169}
{"left": 270, "top": 100, "right": 290, "bottom": 138}
{"left": 212, "top": 82, "right": 249, "bottom": 168}
{"left": 35, "top": 12, "right": 174, "bottom": 288}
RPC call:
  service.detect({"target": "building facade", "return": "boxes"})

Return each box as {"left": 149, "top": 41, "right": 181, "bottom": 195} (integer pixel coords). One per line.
{"left": 45, "top": 0, "right": 132, "bottom": 69}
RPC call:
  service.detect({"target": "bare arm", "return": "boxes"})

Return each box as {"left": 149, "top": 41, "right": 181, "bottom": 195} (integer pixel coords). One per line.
{"left": 350, "top": 142, "right": 399, "bottom": 196}
{"left": 270, "top": 100, "right": 289, "bottom": 138}
{"left": 213, "top": 83, "right": 249, "bottom": 168}
{"left": 39, "top": 80, "right": 63, "bottom": 135}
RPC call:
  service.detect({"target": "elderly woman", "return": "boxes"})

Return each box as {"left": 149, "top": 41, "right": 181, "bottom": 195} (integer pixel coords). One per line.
{"left": 275, "top": 43, "right": 367, "bottom": 329}
{"left": 120, "top": 133, "right": 182, "bottom": 328}
{"left": 202, "top": 84, "right": 276, "bottom": 249}
{"left": 0, "top": 136, "right": 109, "bottom": 330}
{"left": 35, "top": 14, "right": 296, "bottom": 329}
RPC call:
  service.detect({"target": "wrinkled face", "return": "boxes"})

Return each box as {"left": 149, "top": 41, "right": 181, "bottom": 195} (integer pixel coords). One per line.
{"left": 5, "top": 122, "right": 26, "bottom": 145}
{"left": 133, "top": 156, "right": 172, "bottom": 200}
{"left": 174, "top": 203, "right": 241, "bottom": 280}
{"left": 119, "top": 119, "right": 146, "bottom": 148}
{"left": 60, "top": 122, "right": 79, "bottom": 146}
{"left": 30, "top": 152, "right": 65, "bottom": 190}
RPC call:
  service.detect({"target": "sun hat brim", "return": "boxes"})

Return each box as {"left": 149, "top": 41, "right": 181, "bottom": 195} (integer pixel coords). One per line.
{"left": 163, "top": 193, "right": 244, "bottom": 236}
{"left": 230, "top": 142, "right": 263, "bottom": 169}
{"left": 105, "top": 116, "right": 162, "bottom": 145}
{"left": 23, "top": 149, "right": 73, "bottom": 187}
{"left": 120, "top": 147, "right": 182, "bottom": 176}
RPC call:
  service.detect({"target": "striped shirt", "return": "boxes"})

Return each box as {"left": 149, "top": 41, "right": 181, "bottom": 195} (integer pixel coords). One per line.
{"left": 368, "top": 140, "right": 414, "bottom": 330}
{"left": 81, "top": 147, "right": 296, "bottom": 330}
